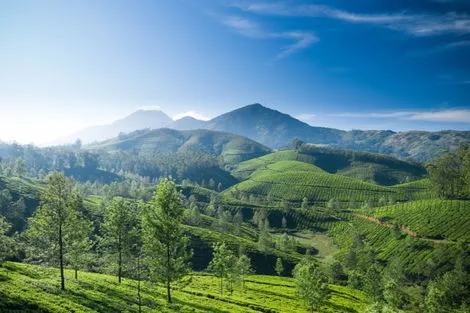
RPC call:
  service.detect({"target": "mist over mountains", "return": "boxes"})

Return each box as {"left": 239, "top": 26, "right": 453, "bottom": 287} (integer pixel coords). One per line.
{"left": 51, "top": 103, "right": 470, "bottom": 161}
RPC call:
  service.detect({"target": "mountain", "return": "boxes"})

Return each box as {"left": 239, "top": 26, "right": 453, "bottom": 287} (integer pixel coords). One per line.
{"left": 378, "top": 130, "right": 470, "bottom": 161}
{"left": 202, "top": 103, "right": 344, "bottom": 149}
{"left": 168, "top": 116, "right": 205, "bottom": 130}
{"left": 202, "top": 104, "right": 470, "bottom": 161}
{"left": 51, "top": 109, "right": 173, "bottom": 145}
{"left": 87, "top": 128, "right": 271, "bottom": 164}
{"left": 50, "top": 103, "right": 470, "bottom": 161}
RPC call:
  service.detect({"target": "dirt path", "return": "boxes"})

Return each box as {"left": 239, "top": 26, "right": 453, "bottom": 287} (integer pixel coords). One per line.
{"left": 352, "top": 212, "right": 452, "bottom": 244}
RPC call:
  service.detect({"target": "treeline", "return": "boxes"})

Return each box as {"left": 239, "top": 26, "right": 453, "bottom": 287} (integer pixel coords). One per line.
{"left": 0, "top": 141, "right": 234, "bottom": 190}
{"left": 428, "top": 145, "right": 470, "bottom": 199}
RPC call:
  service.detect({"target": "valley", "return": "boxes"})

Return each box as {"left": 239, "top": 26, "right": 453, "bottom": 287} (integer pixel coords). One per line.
{"left": 1, "top": 121, "right": 469, "bottom": 313}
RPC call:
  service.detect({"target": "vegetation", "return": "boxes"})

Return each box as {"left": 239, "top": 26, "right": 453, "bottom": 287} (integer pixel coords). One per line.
{"left": 143, "top": 178, "right": 191, "bottom": 303}
{"left": 428, "top": 145, "right": 470, "bottom": 199}
{"left": 1, "top": 135, "right": 469, "bottom": 313}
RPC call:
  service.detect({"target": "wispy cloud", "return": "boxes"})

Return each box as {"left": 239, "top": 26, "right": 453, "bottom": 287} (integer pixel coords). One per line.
{"left": 410, "top": 40, "right": 470, "bottom": 57}
{"left": 173, "top": 111, "right": 210, "bottom": 121}
{"left": 234, "top": 2, "right": 470, "bottom": 36}
{"left": 296, "top": 113, "right": 317, "bottom": 122}
{"left": 331, "top": 109, "right": 470, "bottom": 123}
{"left": 221, "top": 16, "right": 318, "bottom": 59}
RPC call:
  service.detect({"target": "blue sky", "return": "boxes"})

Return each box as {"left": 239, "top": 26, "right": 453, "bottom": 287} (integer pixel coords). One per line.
{"left": 0, "top": 0, "right": 469, "bottom": 144}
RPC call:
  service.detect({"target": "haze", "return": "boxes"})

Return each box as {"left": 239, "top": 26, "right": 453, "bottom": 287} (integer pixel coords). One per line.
{"left": 1, "top": 0, "right": 469, "bottom": 144}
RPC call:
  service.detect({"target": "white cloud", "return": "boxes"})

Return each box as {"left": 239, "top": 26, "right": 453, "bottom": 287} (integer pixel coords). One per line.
{"left": 296, "top": 113, "right": 317, "bottom": 122}
{"left": 409, "top": 109, "right": 470, "bottom": 123}
{"left": 332, "top": 109, "right": 470, "bottom": 123}
{"left": 234, "top": 2, "right": 470, "bottom": 36}
{"left": 137, "top": 105, "right": 162, "bottom": 111}
{"left": 173, "top": 111, "right": 210, "bottom": 121}
{"left": 221, "top": 16, "right": 318, "bottom": 59}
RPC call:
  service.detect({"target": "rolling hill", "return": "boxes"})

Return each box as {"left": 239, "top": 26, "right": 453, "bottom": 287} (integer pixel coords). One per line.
{"left": 87, "top": 128, "right": 271, "bottom": 165}
{"left": 0, "top": 262, "right": 369, "bottom": 313}
{"left": 361, "top": 199, "right": 470, "bottom": 242}
{"left": 232, "top": 146, "right": 427, "bottom": 186}
{"left": 226, "top": 159, "right": 421, "bottom": 205}
{"left": 48, "top": 104, "right": 470, "bottom": 162}
{"left": 168, "top": 116, "right": 205, "bottom": 130}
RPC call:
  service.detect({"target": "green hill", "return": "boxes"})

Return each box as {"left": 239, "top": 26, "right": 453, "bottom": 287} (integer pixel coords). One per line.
{"left": 233, "top": 147, "right": 427, "bottom": 186}
{"left": 0, "top": 262, "right": 369, "bottom": 313}
{"left": 363, "top": 199, "right": 470, "bottom": 242}
{"left": 227, "top": 159, "right": 425, "bottom": 205}
{"left": 87, "top": 128, "right": 271, "bottom": 165}
{"left": 0, "top": 175, "right": 42, "bottom": 232}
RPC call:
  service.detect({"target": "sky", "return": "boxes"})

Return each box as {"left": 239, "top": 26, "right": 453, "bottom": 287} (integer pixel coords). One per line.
{"left": 0, "top": 0, "right": 469, "bottom": 144}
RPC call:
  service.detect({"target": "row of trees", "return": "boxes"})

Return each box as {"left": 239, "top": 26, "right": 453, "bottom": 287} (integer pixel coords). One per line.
{"left": 24, "top": 173, "right": 190, "bottom": 304}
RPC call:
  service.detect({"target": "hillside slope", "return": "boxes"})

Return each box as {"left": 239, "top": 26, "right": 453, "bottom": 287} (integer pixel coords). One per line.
{"left": 87, "top": 128, "right": 271, "bottom": 165}
{"left": 233, "top": 147, "right": 427, "bottom": 186}
{"left": 203, "top": 103, "right": 344, "bottom": 149}
{"left": 0, "top": 262, "right": 369, "bottom": 313}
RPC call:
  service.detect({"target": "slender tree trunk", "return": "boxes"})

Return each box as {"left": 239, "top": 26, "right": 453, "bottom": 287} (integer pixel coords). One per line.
{"left": 75, "top": 268, "right": 78, "bottom": 280}
{"left": 59, "top": 221, "right": 65, "bottom": 290}
{"left": 118, "top": 235, "right": 122, "bottom": 284}
{"left": 166, "top": 243, "right": 171, "bottom": 303}
{"left": 137, "top": 255, "right": 142, "bottom": 313}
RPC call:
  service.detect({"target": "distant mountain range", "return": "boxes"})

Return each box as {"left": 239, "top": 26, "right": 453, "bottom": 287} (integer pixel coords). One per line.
{"left": 52, "top": 103, "right": 470, "bottom": 162}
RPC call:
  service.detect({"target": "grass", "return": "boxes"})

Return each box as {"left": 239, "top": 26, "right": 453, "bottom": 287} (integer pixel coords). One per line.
{"left": 0, "top": 262, "right": 370, "bottom": 313}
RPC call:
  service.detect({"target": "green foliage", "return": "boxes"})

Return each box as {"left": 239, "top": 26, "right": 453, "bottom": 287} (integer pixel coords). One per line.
{"left": 208, "top": 242, "right": 236, "bottom": 295}
{"left": 0, "top": 215, "right": 13, "bottom": 263}
{"left": 275, "top": 257, "right": 284, "bottom": 276}
{"left": 143, "top": 178, "right": 191, "bottom": 303}
{"left": 25, "top": 172, "right": 83, "bottom": 290}
{"left": 101, "top": 197, "right": 141, "bottom": 283}
{"left": 294, "top": 257, "right": 330, "bottom": 312}
{"left": 428, "top": 145, "right": 470, "bottom": 199}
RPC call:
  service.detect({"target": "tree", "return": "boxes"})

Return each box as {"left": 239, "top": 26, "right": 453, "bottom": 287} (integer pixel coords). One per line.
{"left": 0, "top": 216, "right": 13, "bottom": 264}
{"left": 236, "top": 254, "right": 252, "bottom": 291}
{"left": 66, "top": 195, "right": 93, "bottom": 280}
{"left": 209, "top": 242, "right": 236, "bottom": 295}
{"left": 428, "top": 145, "right": 470, "bottom": 199}
{"left": 301, "top": 197, "right": 309, "bottom": 209}
{"left": 363, "top": 263, "right": 384, "bottom": 302}
{"left": 143, "top": 178, "right": 191, "bottom": 303}
{"left": 275, "top": 257, "right": 284, "bottom": 276}
{"left": 26, "top": 172, "right": 75, "bottom": 290}
{"left": 102, "top": 197, "right": 140, "bottom": 283}
{"left": 294, "top": 257, "right": 330, "bottom": 312}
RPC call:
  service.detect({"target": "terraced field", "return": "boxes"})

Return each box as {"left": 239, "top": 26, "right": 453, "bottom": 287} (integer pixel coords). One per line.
{"left": 227, "top": 160, "right": 417, "bottom": 205}
{"left": 364, "top": 199, "right": 470, "bottom": 242}
{"left": 0, "top": 262, "right": 370, "bottom": 313}
{"left": 329, "top": 216, "right": 459, "bottom": 275}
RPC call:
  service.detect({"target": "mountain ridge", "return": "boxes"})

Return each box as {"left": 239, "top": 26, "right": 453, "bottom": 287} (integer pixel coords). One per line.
{"left": 48, "top": 103, "right": 470, "bottom": 162}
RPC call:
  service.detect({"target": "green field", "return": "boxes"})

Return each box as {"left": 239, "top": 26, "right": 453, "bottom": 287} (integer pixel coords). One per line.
{"left": 363, "top": 199, "right": 470, "bottom": 242}
{"left": 0, "top": 262, "right": 370, "bottom": 313}
{"left": 227, "top": 160, "right": 424, "bottom": 204}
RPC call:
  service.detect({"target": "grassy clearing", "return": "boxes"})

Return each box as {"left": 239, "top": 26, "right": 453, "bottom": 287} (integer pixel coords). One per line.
{"left": 0, "top": 262, "right": 369, "bottom": 313}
